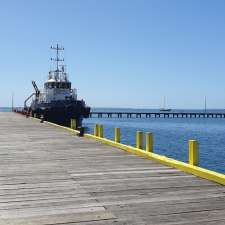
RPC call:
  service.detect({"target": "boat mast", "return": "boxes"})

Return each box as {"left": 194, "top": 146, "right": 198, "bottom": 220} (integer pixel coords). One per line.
{"left": 204, "top": 96, "right": 207, "bottom": 113}
{"left": 51, "top": 44, "right": 64, "bottom": 72}
{"left": 163, "top": 96, "right": 166, "bottom": 109}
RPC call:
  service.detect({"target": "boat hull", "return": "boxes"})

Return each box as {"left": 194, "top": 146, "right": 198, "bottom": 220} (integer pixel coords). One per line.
{"left": 29, "top": 100, "right": 90, "bottom": 127}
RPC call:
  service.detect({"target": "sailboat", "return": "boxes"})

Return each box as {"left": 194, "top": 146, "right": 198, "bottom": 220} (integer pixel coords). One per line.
{"left": 204, "top": 96, "right": 207, "bottom": 113}
{"left": 160, "top": 96, "right": 171, "bottom": 112}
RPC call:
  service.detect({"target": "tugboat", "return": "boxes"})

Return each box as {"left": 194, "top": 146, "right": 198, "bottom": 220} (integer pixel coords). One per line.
{"left": 24, "top": 44, "right": 90, "bottom": 128}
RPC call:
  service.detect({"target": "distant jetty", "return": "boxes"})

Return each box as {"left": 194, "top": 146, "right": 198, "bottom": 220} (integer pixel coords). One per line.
{"left": 89, "top": 111, "right": 225, "bottom": 119}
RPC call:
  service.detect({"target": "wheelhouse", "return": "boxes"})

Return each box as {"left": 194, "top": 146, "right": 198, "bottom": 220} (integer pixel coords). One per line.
{"left": 44, "top": 81, "right": 71, "bottom": 89}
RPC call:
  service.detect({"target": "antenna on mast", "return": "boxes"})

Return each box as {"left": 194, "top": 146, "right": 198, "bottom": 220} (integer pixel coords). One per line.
{"left": 50, "top": 44, "right": 64, "bottom": 71}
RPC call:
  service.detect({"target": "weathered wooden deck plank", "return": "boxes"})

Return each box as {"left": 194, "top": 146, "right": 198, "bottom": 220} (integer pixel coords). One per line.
{"left": 0, "top": 112, "right": 224, "bottom": 225}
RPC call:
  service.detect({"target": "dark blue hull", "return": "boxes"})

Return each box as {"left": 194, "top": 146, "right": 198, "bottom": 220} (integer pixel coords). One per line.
{"left": 29, "top": 100, "right": 90, "bottom": 127}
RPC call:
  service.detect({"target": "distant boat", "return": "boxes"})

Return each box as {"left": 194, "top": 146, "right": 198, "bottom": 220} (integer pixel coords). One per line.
{"left": 160, "top": 108, "right": 172, "bottom": 112}
{"left": 160, "top": 96, "right": 171, "bottom": 112}
{"left": 204, "top": 96, "right": 207, "bottom": 113}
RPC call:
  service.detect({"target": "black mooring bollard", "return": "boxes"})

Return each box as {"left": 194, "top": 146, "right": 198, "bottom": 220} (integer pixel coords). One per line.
{"left": 40, "top": 115, "right": 44, "bottom": 123}
{"left": 78, "top": 127, "right": 85, "bottom": 137}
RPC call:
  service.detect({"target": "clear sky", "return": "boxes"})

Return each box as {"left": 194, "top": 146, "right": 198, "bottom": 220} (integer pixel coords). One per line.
{"left": 1, "top": 0, "right": 225, "bottom": 109}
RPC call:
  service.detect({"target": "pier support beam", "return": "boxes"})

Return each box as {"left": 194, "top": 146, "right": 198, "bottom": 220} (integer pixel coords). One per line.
{"left": 189, "top": 140, "right": 199, "bottom": 166}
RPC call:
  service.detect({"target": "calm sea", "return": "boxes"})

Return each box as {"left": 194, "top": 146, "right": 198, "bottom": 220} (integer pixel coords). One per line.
{"left": 1, "top": 107, "right": 224, "bottom": 174}
{"left": 0, "top": 107, "right": 11, "bottom": 112}
{"left": 84, "top": 108, "right": 225, "bottom": 174}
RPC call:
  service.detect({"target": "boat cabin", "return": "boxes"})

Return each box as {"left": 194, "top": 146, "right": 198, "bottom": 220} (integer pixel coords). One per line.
{"left": 44, "top": 80, "right": 71, "bottom": 89}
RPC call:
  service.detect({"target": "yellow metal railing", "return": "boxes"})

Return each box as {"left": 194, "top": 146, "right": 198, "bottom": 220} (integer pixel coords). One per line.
{"left": 146, "top": 132, "right": 153, "bottom": 153}
{"left": 114, "top": 128, "right": 121, "bottom": 143}
{"left": 84, "top": 124, "right": 225, "bottom": 186}
{"left": 29, "top": 116, "right": 225, "bottom": 186}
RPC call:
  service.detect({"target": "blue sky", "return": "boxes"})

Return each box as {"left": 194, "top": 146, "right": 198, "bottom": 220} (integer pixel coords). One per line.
{"left": 1, "top": 0, "right": 225, "bottom": 109}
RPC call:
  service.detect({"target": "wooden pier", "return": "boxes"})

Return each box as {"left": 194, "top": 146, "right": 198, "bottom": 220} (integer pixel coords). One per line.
{"left": 90, "top": 111, "right": 225, "bottom": 119}
{"left": 0, "top": 112, "right": 225, "bottom": 225}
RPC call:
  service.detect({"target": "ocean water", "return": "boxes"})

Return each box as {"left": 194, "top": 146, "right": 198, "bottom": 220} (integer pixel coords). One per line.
{"left": 84, "top": 108, "right": 225, "bottom": 174}
{"left": 0, "top": 107, "right": 11, "bottom": 112}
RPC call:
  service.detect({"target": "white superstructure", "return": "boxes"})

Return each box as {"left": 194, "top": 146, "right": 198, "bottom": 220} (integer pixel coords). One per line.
{"left": 37, "top": 44, "right": 77, "bottom": 103}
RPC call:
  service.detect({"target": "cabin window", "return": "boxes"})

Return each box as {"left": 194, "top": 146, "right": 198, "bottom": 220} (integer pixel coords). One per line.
{"left": 46, "top": 82, "right": 71, "bottom": 89}
{"left": 61, "top": 82, "right": 70, "bottom": 89}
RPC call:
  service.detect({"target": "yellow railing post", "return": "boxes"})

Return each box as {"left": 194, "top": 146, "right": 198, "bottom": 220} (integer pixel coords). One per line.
{"left": 189, "top": 140, "right": 199, "bottom": 166}
{"left": 94, "top": 124, "right": 99, "bottom": 136}
{"left": 146, "top": 132, "right": 153, "bottom": 152}
{"left": 115, "top": 128, "right": 121, "bottom": 143}
{"left": 34, "top": 113, "right": 36, "bottom": 118}
{"left": 136, "top": 131, "right": 143, "bottom": 149}
{"left": 99, "top": 124, "right": 104, "bottom": 138}
{"left": 70, "top": 119, "right": 77, "bottom": 130}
